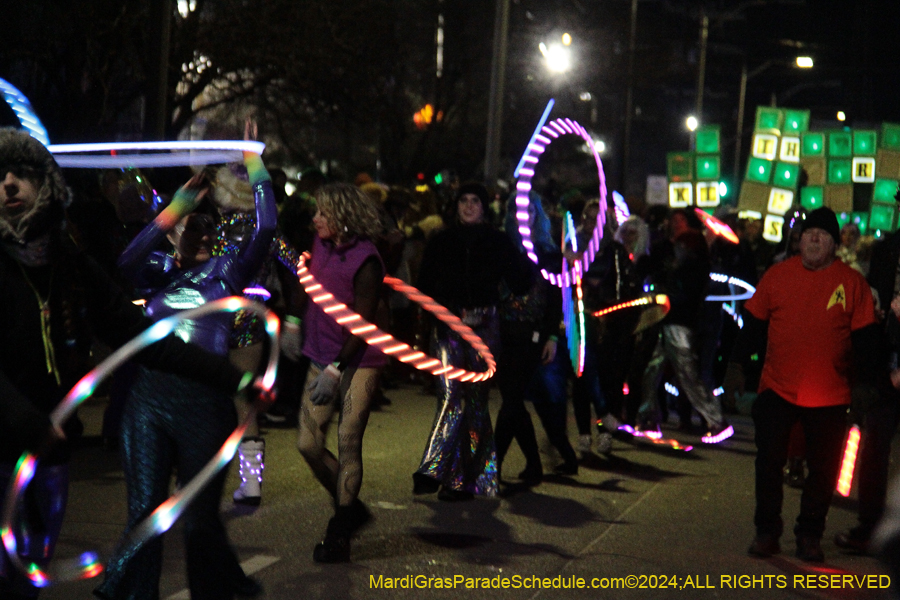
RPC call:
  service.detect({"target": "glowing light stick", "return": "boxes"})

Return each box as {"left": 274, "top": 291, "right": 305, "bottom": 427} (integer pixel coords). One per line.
{"left": 561, "top": 212, "right": 585, "bottom": 377}
{"left": 701, "top": 424, "right": 735, "bottom": 444}
{"left": 1, "top": 297, "right": 280, "bottom": 587}
{"left": 297, "top": 254, "right": 495, "bottom": 382}
{"left": 514, "top": 115, "right": 607, "bottom": 287}
{"left": 694, "top": 208, "right": 739, "bottom": 244}
{"left": 707, "top": 273, "right": 755, "bottom": 302}
{"left": 613, "top": 191, "right": 630, "bottom": 227}
{"left": 0, "top": 77, "right": 50, "bottom": 145}
{"left": 48, "top": 140, "right": 266, "bottom": 169}
{"left": 837, "top": 425, "right": 861, "bottom": 497}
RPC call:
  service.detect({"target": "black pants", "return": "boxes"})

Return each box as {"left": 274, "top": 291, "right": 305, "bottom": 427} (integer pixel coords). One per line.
{"left": 856, "top": 388, "right": 900, "bottom": 534}
{"left": 752, "top": 389, "right": 847, "bottom": 539}
{"left": 495, "top": 324, "right": 543, "bottom": 472}
{"left": 96, "top": 368, "right": 246, "bottom": 600}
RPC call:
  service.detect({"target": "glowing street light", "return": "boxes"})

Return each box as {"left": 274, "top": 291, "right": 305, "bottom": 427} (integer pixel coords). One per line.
{"left": 686, "top": 115, "right": 699, "bottom": 131}
{"left": 796, "top": 56, "right": 814, "bottom": 68}
{"left": 837, "top": 111, "right": 846, "bottom": 122}
{"left": 540, "top": 41, "right": 572, "bottom": 74}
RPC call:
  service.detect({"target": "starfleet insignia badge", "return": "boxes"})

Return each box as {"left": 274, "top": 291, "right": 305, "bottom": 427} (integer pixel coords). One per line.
{"left": 827, "top": 284, "right": 847, "bottom": 311}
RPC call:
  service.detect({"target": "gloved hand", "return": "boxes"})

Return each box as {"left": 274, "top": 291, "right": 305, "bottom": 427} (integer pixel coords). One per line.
{"left": 281, "top": 318, "right": 303, "bottom": 362}
{"left": 849, "top": 383, "right": 879, "bottom": 424}
{"left": 307, "top": 364, "right": 341, "bottom": 406}
{"left": 722, "top": 362, "right": 746, "bottom": 411}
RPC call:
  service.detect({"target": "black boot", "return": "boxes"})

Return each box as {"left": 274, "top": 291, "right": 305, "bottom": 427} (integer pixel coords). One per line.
{"left": 313, "top": 507, "right": 353, "bottom": 563}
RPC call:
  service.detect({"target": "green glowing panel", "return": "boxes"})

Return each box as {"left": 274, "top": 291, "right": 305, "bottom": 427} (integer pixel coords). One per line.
{"left": 667, "top": 152, "right": 693, "bottom": 181}
{"left": 772, "top": 162, "right": 800, "bottom": 189}
{"left": 755, "top": 107, "right": 783, "bottom": 132}
{"left": 853, "top": 131, "right": 877, "bottom": 156}
{"left": 695, "top": 126, "right": 720, "bottom": 154}
{"left": 746, "top": 156, "right": 772, "bottom": 184}
{"left": 695, "top": 155, "right": 720, "bottom": 180}
{"left": 882, "top": 123, "right": 900, "bottom": 151}
{"left": 874, "top": 179, "right": 900, "bottom": 203}
{"left": 828, "top": 159, "right": 852, "bottom": 184}
{"left": 783, "top": 110, "right": 810, "bottom": 134}
{"left": 870, "top": 203, "right": 896, "bottom": 231}
{"left": 802, "top": 132, "right": 825, "bottom": 157}
{"left": 800, "top": 186, "right": 823, "bottom": 211}
{"left": 829, "top": 131, "right": 852, "bottom": 157}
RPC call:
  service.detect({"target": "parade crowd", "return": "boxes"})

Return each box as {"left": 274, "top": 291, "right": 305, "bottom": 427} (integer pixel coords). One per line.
{"left": 1, "top": 124, "right": 899, "bottom": 599}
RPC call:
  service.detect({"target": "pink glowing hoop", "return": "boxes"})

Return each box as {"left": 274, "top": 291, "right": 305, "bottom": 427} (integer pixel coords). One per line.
{"left": 1, "top": 298, "right": 279, "bottom": 587}
{"left": 297, "top": 254, "right": 496, "bottom": 382}
{"left": 514, "top": 113, "right": 608, "bottom": 287}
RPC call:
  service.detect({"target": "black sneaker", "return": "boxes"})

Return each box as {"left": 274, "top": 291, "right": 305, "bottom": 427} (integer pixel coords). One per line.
{"left": 747, "top": 533, "right": 781, "bottom": 557}
{"left": 796, "top": 536, "right": 825, "bottom": 562}
{"left": 412, "top": 473, "right": 440, "bottom": 495}
{"left": 347, "top": 499, "right": 373, "bottom": 534}
{"left": 553, "top": 461, "right": 578, "bottom": 476}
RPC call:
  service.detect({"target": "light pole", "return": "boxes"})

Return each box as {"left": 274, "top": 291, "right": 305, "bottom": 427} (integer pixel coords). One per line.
{"left": 734, "top": 56, "right": 813, "bottom": 180}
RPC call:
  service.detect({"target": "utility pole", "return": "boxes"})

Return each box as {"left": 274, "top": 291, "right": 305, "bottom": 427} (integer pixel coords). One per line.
{"left": 484, "top": 0, "right": 510, "bottom": 188}
{"left": 622, "top": 0, "right": 638, "bottom": 192}
{"left": 693, "top": 10, "right": 708, "bottom": 150}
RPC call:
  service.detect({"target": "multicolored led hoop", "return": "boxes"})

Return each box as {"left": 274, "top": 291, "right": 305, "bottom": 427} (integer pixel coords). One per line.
{"left": 48, "top": 140, "right": 266, "bottom": 169}
{"left": 297, "top": 254, "right": 495, "bottom": 382}
{"left": 1, "top": 297, "right": 279, "bottom": 587}
{"left": 706, "top": 273, "right": 756, "bottom": 302}
{"left": 0, "top": 77, "right": 50, "bottom": 145}
{"left": 561, "top": 212, "right": 585, "bottom": 377}
{"left": 514, "top": 111, "right": 608, "bottom": 287}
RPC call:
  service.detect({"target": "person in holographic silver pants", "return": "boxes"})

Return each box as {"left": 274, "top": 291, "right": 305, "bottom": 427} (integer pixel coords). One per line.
{"left": 415, "top": 315, "right": 500, "bottom": 499}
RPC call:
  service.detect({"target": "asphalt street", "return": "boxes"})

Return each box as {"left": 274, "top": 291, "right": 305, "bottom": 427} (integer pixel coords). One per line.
{"left": 38, "top": 382, "right": 897, "bottom": 600}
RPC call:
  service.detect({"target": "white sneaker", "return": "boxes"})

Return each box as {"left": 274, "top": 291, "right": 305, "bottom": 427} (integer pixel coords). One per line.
{"left": 577, "top": 434, "right": 592, "bottom": 455}
{"left": 234, "top": 438, "right": 265, "bottom": 506}
{"left": 596, "top": 432, "right": 613, "bottom": 455}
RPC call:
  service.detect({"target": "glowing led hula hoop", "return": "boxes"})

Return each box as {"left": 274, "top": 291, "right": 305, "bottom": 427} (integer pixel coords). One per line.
{"left": 297, "top": 254, "right": 496, "bottom": 382}
{"left": 593, "top": 294, "right": 671, "bottom": 318}
{"left": 0, "top": 77, "right": 50, "bottom": 145}
{"left": 48, "top": 140, "right": 267, "bottom": 169}
{"left": 1, "top": 297, "right": 279, "bottom": 587}
{"left": 514, "top": 111, "right": 607, "bottom": 287}
{"left": 562, "top": 212, "right": 585, "bottom": 377}
{"left": 706, "top": 273, "right": 756, "bottom": 302}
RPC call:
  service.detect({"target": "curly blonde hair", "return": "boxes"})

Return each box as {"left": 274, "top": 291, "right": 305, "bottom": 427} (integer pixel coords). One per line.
{"left": 314, "top": 183, "right": 385, "bottom": 242}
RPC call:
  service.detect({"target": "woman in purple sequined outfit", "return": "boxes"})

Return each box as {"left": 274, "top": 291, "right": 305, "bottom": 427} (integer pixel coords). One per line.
{"left": 95, "top": 128, "right": 276, "bottom": 600}
{"left": 412, "top": 183, "right": 531, "bottom": 501}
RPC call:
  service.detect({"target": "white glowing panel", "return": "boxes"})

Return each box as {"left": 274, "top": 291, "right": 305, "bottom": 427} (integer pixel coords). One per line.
{"left": 767, "top": 188, "right": 794, "bottom": 216}
{"left": 763, "top": 214, "right": 784, "bottom": 243}
{"left": 779, "top": 136, "right": 801, "bottom": 163}
{"left": 669, "top": 182, "right": 692, "bottom": 207}
{"left": 852, "top": 157, "right": 876, "bottom": 183}
{"left": 695, "top": 182, "right": 720, "bottom": 207}
{"left": 752, "top": 134, "right": 779, "bottom": 161}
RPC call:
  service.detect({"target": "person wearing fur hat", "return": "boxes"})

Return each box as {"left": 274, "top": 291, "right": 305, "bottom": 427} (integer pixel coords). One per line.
{"left": 95, "top": 121, "right": 275, "bottom": 599}
{"left": 412, "top": 182, "right": 532, "bottom": 501}
{"left": 0, "top": 129, "right": 258, "bottom": 600}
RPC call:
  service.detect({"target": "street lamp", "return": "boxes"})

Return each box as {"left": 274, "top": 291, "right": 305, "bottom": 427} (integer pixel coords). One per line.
{"left": 734, "top": 56, "right": 813, "bottom": 180}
